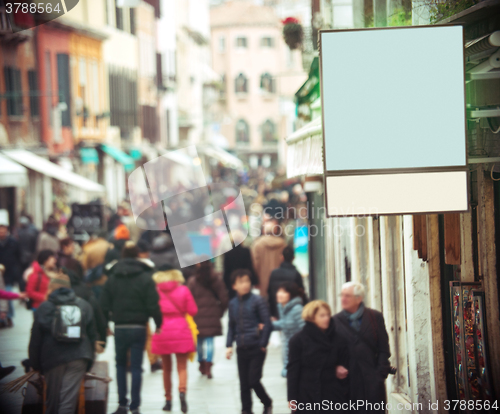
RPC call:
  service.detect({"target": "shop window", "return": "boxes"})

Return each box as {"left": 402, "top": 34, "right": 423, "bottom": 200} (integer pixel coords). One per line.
{"left": 235, "top": 73, "right": 248, "bottom": 94}
{"left": 236, "top": 119, "right": 249, "bottom": 144}
{"left": 260, "top": 73, "right": 275, "bottom": 93}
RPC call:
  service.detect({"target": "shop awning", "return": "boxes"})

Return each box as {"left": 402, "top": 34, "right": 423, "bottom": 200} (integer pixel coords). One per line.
{"left": 0, "top": 153, "right": 28, "bottom": 187}
{"left": 80, "top": 147, "right": 99, "bottom": 165}
{"left": 100, "top": 144, "right": 136, "bottom": 172}
{"left": 199, "top": 144, "right": 244, "bottom": 170}
{"left": 1, "top": 149, "right": 105, "bottom": 193}
{"left": 285, "top": 116, "right": 323, "bottom": 178}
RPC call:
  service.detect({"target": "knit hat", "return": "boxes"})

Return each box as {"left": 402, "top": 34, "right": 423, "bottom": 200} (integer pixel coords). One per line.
{"left": 114, "top": 223, "right": 130, "bottom": 240}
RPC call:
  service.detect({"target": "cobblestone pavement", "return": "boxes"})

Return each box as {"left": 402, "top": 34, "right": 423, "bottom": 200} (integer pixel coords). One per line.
{"left": 0, "top": 298, "right": 289, "bottom": 414}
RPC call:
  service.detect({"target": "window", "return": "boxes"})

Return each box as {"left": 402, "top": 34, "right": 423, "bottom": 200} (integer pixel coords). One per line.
{"left": 220, "top": 74, "right": 226, "bottom": 99}
{"left": 236, "top": 119, "right": 249, "bottom": 144}
{"left": 115, "top": 1, "right": 123, "bottom": 30}
{"left": 129, "top": 8, "right": 135, "bottom": 35}
{"left": 156, "top": 52, "right": 163, "bottom": 88}
{"left": 109, "top": 67, "right": 138, "bottom": 139}
{"left": 262, "top": 119, "right": 277, "bottom": 143}
{"left": 166, "top": 109, "right": 171, "bottom": 146}
{"left": 235, "top": 36, "right": 247, "bottom": 48}
{"left": 57, "top": 53, "right": 71, "bottom": 127}
{"left": 261, "top": 37, "right": 274, "bottom": 48}
{"left": 235, "top": 73, "right": 248, "bottom": 94}
{"left": 219, "top": 36, "right": 225, "bottom": 53}
{"left": 91, "top": 61, "right": 100, "bottom": 113}
{"left": 141, "top": 105, "right": 158, "bottom": 142}
{"left": 260, "top": 73, "right": 275, "bottom": 93}
{"left": 3, "top": 66, "right": 23, "bottom": 116}
{"left": 28, "top": 70, "right": 39, "bottom": 117}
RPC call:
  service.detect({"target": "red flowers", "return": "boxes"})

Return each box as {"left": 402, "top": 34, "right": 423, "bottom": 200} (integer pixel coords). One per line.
{"left": 282, "top": 17, "right": 299, "bottom": 25}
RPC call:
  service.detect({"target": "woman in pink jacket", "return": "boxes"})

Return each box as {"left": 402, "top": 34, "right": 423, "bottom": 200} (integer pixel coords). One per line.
{"left": 151, "top": 264, "right": 197, "bottom": 413}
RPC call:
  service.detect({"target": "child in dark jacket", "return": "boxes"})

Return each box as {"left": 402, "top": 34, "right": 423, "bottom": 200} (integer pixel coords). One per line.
{"left": 226, "top": 269, "right": 273, "bottom": 414}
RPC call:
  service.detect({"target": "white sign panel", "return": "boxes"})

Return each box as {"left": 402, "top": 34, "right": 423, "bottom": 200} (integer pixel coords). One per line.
{"left": 320, "top": 25, "right": 468, "bottom": 216}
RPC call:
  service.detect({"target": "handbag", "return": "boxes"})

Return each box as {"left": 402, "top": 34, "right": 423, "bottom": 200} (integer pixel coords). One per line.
{"left": 164, "top": 291, "right": 198, "bottom": 362}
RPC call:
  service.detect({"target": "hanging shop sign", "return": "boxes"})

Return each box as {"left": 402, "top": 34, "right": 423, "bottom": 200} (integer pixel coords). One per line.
{"left": 319, "top": 25, "right": 469, "bottom": 216}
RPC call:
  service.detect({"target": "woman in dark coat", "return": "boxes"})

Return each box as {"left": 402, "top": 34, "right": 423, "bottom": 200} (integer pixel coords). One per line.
{"left": 287, "top": 300, "right": 349, "bottom": 413}
{"left": 187, "top": 257, "right": 229, "bottom": 379}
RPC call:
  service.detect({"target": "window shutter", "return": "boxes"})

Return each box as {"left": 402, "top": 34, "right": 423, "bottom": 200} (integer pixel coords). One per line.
{"left": 57, "top": 53, "right": 71, "bottom": 127}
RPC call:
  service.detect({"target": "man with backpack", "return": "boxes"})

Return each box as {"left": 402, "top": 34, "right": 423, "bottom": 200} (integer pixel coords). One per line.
{"left": 28, "top": 273, "right": 97, "bottom": 414}
{"left": 100, "top": 241, "right": 162, "bottom": 414}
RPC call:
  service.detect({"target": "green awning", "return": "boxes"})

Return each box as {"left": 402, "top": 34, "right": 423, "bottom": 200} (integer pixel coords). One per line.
{"left": 100, "top": 144, "right": 136, "bottom": 172}
{"left": 80, "top": 147, "right": 99, "bottom": 165}
{"left": 295, "top": 57, "right": 320, "bottom": 106}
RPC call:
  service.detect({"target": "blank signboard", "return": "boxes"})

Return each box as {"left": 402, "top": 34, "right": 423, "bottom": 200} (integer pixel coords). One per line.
{"left": 320, "top": 25, "right": 468, "bottom": 216}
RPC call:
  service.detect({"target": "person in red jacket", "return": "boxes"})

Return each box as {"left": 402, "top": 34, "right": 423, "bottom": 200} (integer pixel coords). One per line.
{"left": 151, "top": 264, "right": 198, "bottom": 413}
{"left": 26, "top": 250, "right": 57, "bottom": 310}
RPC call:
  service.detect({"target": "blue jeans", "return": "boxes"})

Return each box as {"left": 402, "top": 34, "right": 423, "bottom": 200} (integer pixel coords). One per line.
{"left": 197, "top": 337, "right": 214, "bottom": 363}
{"left": 115, "top": 327, "right": 147, "bottom": 410}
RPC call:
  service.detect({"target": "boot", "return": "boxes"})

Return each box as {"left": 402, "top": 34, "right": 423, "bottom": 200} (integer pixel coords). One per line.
{"left": 151, "top": 360, "right": 162, "bottom": 373}
{"left": 162, "top": 400, "right": 172, "bottom": 411}
{"left": 205, "top": 362, "right": 213, "bottom": 379}
{"left": 179, "top": 392, "right": 188, "bottom": 413}
{"left": 198, "top": 360, "right": 206, "bottom": 375}
{"left": 262, "top": 404, "right": 272, "bottom": 414}
{"left": 111, "top": 406, "right": 128, "bottom": 414}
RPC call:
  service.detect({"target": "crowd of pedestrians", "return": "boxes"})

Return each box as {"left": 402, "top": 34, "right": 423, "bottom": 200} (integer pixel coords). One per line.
{"left": 0, "top": 188, "right": 392, "bottom": 414}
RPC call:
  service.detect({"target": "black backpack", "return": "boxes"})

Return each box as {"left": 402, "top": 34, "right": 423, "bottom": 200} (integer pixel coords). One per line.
{"left": 52, "top": 301, "right": 84, "bottom": 343}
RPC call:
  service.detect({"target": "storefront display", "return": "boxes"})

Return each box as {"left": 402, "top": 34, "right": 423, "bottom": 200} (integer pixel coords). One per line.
{"left": 450, "top": 282, "right": 495, "bottom": 410}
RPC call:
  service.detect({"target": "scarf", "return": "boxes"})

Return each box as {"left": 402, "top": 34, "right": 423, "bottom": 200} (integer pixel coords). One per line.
{"left": 303, "top": 320, "right": 336, "bottom": 349}
{"left": 343, "top": 301, "right": 365, "bottom": 332}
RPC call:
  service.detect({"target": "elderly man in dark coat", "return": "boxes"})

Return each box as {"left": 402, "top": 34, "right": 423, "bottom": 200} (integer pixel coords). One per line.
{"left": 333, "top": 282, "right": 391, "bottom": 413}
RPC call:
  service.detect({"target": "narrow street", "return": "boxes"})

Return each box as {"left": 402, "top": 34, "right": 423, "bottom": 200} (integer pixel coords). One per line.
{"left": 0, "top": 298, "right": 289, "bottom": 414}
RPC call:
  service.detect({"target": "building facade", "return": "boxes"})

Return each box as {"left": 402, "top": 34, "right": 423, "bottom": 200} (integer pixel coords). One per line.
{"left": 285, "top": 0, "right": 500, "bottom": 412}
{"left": 210, "top": 0, "right": 306, "bottom": 169}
